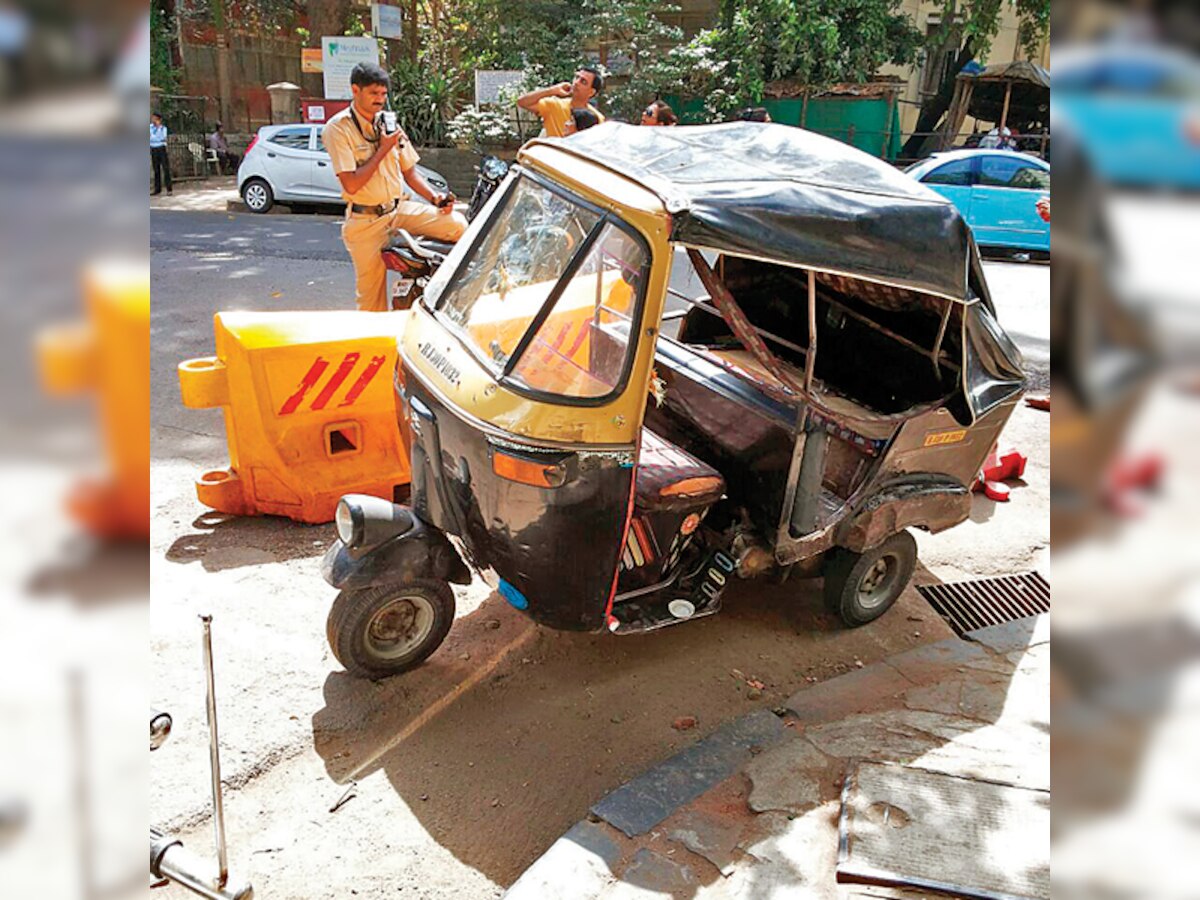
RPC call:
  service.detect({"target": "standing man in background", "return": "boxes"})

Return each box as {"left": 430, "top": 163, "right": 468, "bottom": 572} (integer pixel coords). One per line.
{"left": 517, "top": 66, "right": 605, "bottom": 138}
{"left": 150, "top": 112, "right": 172, "bottom": 195}
{"left": 323, "top": 62, "right": 467, "bottom": 312}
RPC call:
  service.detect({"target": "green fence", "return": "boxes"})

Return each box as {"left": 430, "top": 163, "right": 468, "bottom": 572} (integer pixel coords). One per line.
{"left": 663, "top": 94, "right": 901, "bottom": 161}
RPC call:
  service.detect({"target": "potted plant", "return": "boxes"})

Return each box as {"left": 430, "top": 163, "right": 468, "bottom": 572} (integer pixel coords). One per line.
{"left": 446, "top": 106, "right": 517, "bottom": 151}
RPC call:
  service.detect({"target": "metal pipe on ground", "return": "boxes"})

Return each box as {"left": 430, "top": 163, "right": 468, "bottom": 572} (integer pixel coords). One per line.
{"left": 151, "top": 829, "right": 254, "bottom": 900}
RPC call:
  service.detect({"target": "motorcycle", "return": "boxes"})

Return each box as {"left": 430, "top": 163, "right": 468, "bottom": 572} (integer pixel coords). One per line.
{"left": 382, "top": 155, "right": 511, "bottom": 310}
{"left": 382, "top": 228, "right": 455, "bottom": 311}
{"left": 467, "top": 154, "right": 510, "bottom": 222}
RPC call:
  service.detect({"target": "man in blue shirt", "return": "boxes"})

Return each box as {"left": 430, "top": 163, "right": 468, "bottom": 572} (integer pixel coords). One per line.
{"left": 150, "top": 112, "right": 172, "bottom": 195}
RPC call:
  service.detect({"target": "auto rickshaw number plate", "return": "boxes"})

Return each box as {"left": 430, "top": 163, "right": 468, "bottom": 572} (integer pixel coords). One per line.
{"left": 392, "top": 278, "right": 414, "bottom": 300}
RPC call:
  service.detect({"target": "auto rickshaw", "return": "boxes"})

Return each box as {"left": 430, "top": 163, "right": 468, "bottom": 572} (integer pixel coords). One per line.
{"left": 322, "top": 122, "right": 1026, "bottom": 679}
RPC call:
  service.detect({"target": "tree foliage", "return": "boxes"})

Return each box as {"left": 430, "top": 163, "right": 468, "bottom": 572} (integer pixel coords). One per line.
{"left": 150, "top": 2, "right": 178, "bottom": 94}
{"left": 636, "top": 0, "right": 923, "bottom": 120}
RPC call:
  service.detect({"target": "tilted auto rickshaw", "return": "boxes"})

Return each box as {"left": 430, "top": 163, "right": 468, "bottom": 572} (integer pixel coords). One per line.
{"left": 322, "top": 122, "right": 1026, "bottom": 679}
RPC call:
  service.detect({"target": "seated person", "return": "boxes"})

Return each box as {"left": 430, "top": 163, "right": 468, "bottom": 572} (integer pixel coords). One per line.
{"left": 641, "top": 101, "right": 678, "bottom": 127}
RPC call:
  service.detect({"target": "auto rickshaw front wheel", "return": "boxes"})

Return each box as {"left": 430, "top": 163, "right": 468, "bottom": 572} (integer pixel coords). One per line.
{"left": 327, "top": 580, "right": 456, "bottom": 680}
{"left": 823, "top": 531, "right": 917, "bottom": 627}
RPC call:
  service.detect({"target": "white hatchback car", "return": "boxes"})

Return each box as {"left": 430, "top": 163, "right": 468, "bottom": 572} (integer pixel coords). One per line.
{"left": 236, "top": 123, "right": 449, "bottom": 213}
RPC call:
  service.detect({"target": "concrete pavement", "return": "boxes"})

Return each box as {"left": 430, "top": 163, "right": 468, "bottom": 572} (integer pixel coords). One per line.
{"left": 507, "top": 615, "right": 1050, "bottom": 900}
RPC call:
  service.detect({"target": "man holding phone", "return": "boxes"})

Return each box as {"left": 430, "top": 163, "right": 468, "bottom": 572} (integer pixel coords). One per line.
{"left": 323, "top": 62, "right": 467, "bottom": 311}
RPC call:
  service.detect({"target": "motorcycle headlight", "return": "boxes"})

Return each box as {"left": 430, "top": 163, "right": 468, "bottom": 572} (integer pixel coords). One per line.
{"left": 334, "top": 498, "right": 362, "bottom": 547}
{"left": 482, "top": 157, "right": 509, "bottom": 180}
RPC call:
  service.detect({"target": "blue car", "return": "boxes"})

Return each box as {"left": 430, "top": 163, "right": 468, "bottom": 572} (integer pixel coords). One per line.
{"left": 1054, "top": 44, "right": 1200, "bottom": 190}
{"left": 905, "top": 149, "right": 1050, "bottom": 253}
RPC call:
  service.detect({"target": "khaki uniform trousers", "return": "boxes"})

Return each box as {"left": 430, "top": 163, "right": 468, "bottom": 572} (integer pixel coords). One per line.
{"left": 342, "top": 200, "right": 468, "bottom": 312}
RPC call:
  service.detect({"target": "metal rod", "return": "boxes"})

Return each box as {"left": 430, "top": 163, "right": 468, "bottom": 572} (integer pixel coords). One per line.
{"left": 783, "top": 273, "right": 960, "bottom": 371}
{"left": 804, "top": 269, "right": 817, "bottom": 395}
{"left": 931, "top": 302, "right": 953, "bottom": 380}
{"left": 664, "top": 290, "right": 812, "bottom": 360}
{"left": 152, "top": 829, "right": 253, "bottom": 900}
{"left": 70, "top": 670, "right": 96, "bottom": 900}
{"left": 200, "top": 614, "right": 228, "bottom": 889}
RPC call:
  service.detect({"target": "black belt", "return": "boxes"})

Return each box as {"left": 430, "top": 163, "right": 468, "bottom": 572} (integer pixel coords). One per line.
{"left": 349, "top": 198, "right": 400, "bottom": 217}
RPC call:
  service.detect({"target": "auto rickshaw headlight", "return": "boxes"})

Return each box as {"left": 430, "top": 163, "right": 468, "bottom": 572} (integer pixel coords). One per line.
{"left": 335, "top": 497, "right": 361, "bottom": 546}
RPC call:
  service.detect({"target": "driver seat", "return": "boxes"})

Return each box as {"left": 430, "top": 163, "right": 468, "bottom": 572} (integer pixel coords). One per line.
{"left": 635, "top": 428, "right": 725, "bottom": 513}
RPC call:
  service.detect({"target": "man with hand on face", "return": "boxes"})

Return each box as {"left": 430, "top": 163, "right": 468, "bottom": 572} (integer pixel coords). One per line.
{"left": 517, "top": 66, "right": 606, "bottom": 138}
{"left": 322, "top": 62, "right": 467, "bottom": 312}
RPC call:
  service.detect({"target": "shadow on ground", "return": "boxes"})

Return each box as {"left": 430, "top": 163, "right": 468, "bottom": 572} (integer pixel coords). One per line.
{"left": 310, "top": 566, "right": 969, "bottom": 890}
{"left": 26, "top": 536, "right": 148, "bottom": 605}
{"left": 165, "top": 511, "right": 330, "bottom": 572}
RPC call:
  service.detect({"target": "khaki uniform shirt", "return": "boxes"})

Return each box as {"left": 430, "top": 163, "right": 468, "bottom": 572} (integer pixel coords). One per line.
{"left": 322, "top": 104, "right": 421, "bottom": 206}
{"left": 535, "top": 96, "right": 605, "bottom": 138}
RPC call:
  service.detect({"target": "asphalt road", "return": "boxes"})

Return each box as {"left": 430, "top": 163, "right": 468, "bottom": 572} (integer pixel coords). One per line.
{"left": 149, "top": 208, "right": 1049, "bottom": 899}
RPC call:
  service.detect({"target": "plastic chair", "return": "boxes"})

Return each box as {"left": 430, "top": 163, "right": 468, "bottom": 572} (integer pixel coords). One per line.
{"left": 187, "top": 142, "right": 206, "bottom": 176}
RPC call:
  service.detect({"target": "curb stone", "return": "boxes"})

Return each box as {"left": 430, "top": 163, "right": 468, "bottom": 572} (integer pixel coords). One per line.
{"left": 590, "top": 708, "right": 788, "bottom": 838}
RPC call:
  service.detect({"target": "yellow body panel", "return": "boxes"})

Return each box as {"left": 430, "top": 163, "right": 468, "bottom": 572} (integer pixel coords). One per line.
{"left": 402, "top": 148, "right": 672, "bottom": 447}
{"left": 178, "top": 310, "right": 412, "bottom": 523}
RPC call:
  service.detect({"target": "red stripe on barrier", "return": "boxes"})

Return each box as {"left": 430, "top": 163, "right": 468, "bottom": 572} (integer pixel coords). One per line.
{"left": 310, "top": 352, "right": 360, "bottom": 410}
{"left": 565, "top": 320, "right": 590, "bottom": 359}
{"left": 278, "top": 357, "right": 329, "bottom": 416}
{"left": 338, "top": 355, "right": 386, "bottom": 407}
{"left": 543, "top": 321, "right": 570, "bottom": 362}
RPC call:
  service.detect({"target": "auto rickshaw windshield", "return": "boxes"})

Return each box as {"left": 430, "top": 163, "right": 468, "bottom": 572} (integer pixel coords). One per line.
{"left": 432, "top": 173, "right": 650, "bottom": 402}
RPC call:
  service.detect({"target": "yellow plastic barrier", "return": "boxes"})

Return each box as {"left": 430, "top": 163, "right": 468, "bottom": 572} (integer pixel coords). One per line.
{"left": 37, "top": 261, "right": 150, "bottom": 540}
{"left": 179, "top": 310, "right": 412, "bottom": 524}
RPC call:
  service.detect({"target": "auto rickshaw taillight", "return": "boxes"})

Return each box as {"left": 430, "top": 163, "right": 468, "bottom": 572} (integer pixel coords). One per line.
{"left": 492, "top": 450, "right": 566, "bottom": 488}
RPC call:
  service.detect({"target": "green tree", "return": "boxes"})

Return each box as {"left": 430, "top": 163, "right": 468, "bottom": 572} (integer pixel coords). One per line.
{"left": 150, "top": 2, "right": 179, "bottom": 95}
{"left": 639, "top": 0, "right": 923, "bottom": 121}
{"left": 900, "top": 0, "right": 1050, "bottom": 158}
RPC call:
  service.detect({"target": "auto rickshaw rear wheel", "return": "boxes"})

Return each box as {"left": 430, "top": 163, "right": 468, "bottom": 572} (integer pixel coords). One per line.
{"left": 327, "top": 580, "right": 456, "bottom": 680}
{"left": 823, "top": 531, "right": 917, "bottom": 627}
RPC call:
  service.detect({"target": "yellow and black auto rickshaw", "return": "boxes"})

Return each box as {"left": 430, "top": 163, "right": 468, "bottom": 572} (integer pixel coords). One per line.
{"left": 322, "top": 122, "right": 1026, "bottom": 679}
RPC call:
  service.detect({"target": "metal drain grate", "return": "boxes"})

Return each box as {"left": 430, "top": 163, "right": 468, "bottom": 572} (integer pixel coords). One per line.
{"left": 917, "top": 572, "right": 1049, "bottom": 637}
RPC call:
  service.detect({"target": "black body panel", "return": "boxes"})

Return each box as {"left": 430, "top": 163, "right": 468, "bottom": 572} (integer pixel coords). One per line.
{"left": 404, "top": 367, "right": 633, "bottom": 632}
{"left": 321, "top": 512, "right": 471, "bottom": 591}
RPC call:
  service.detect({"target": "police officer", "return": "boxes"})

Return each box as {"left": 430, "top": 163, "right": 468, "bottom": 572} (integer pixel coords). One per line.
{"left": 323, "top": 62, "right": 467, "bottom": 312}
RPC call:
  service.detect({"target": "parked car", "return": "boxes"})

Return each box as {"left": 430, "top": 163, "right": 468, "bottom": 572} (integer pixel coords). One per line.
{"left": 905, "top": 149, "right": 1050, "bottom": 254}
{"left": 1054, "top": 44, "right": 1200, "bottom": 190}
{"left": 236, "top": 123, "right": 449, "bottom": 213}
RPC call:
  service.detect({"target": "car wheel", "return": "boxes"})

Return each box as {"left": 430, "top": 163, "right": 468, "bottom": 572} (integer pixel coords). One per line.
{"left": 241, "top": 178, "right": 274, "bottom": 213}
{"left": 823, "top": 531, "right": 917, "bottom": 627}
{"left": 327, "top": 580, "right": 455, "bottom": 680}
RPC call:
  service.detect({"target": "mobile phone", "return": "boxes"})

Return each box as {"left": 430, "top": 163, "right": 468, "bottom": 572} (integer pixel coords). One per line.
{"left": 377, "top": 110, "right": 399, "bottom": 137}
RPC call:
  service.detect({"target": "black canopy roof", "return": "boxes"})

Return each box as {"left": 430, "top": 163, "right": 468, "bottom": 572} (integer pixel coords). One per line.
{"left": 528, "top": 121, "right": 986, "bottom": 303}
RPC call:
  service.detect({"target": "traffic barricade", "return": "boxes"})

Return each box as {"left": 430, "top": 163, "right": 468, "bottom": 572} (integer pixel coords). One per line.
{"left": 37, "top": 261, "right": 150, "bottom": 540}
{"left": 178, "top": 310, "right": 411, "bottom": 524}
